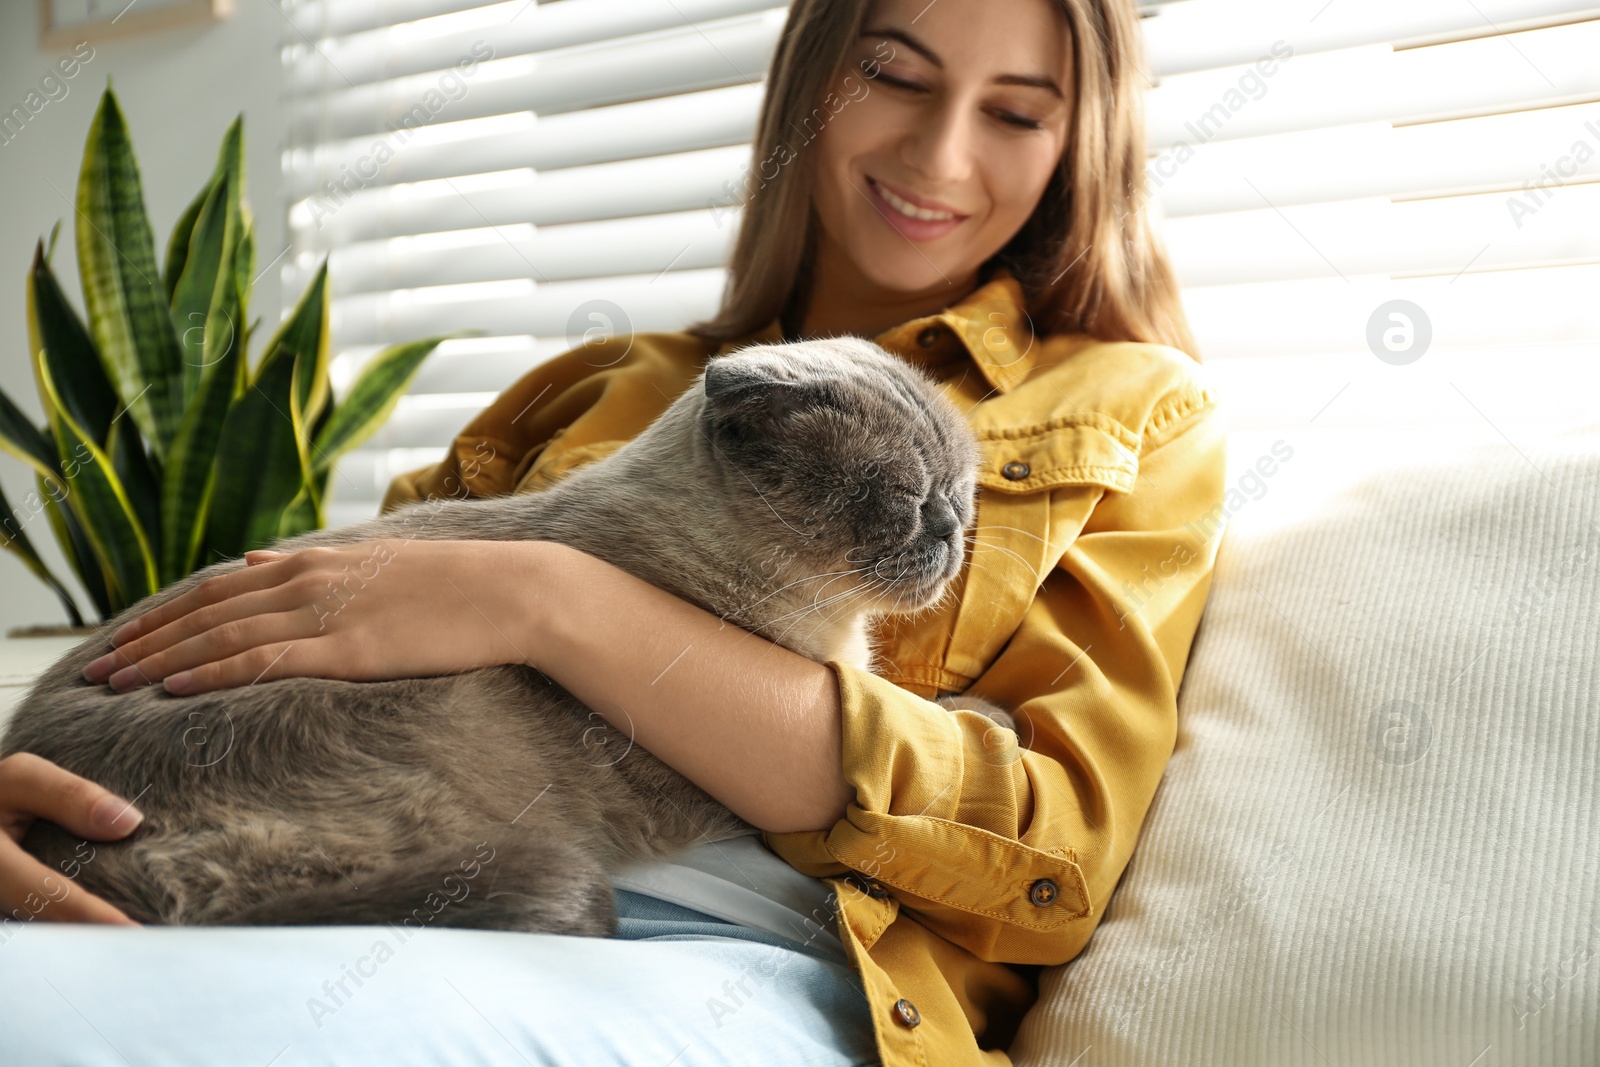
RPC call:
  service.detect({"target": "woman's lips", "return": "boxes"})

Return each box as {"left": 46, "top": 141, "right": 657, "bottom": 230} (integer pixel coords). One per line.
{"left": 865, "top": 176, "right": 967, "bottom": 241}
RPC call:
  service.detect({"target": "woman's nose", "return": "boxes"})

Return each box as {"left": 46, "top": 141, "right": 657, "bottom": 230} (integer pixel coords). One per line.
{"left": 900, "top": 100, "right": 973, "bottom": 188}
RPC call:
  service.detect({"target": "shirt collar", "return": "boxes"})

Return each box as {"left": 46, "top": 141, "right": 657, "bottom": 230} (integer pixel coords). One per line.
{"left": 714, "top": 265, "right": 1037, "bottom": 395}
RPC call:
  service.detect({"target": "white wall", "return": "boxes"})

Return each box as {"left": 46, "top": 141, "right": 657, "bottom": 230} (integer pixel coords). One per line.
{"left": 0, "top": 3, "right": 285, "bottom": 633}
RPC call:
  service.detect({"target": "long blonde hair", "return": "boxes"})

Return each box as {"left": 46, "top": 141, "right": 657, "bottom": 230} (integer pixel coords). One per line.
{"left": 683, "top": 0, "right": 1200, "bottom": 360}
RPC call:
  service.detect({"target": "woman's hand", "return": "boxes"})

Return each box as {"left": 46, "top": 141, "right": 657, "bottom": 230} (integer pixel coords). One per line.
{"left": 78, "top": 539, "right": 551, "bottom": 696}
{"left": 0, "top": 753, "right": 143, "bottom": 925}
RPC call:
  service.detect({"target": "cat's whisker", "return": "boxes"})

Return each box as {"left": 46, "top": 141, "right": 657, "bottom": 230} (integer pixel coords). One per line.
{"left": 969, "top": 523, "right": 1052, "bottom": 547}
{"left": 740, "top": 566, "right": 862, "bottom": 615}
{"left": 809, "top": 571, "right": 869, "bottom": 611}
{"left": 763, "top": 581, "right": 875, "bottom": 630}
{"left": 765, "top": 584, "right": 878, "bottom": 649}
{"left": 960, "top": 533, "right": 1042, "bottom": 577}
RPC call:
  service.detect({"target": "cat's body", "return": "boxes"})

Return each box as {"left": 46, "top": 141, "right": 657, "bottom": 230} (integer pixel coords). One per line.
{"left": 3, "top": 337, "right": 1010, "bottom": 935}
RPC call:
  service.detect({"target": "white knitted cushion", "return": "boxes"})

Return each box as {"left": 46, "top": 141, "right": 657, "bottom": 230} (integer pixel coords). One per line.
{"left": 1010, "top": 426, "right": 1600, "bottom": 1067}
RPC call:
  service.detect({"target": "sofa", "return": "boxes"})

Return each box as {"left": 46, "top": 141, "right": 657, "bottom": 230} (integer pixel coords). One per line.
{"left": 1010, "top": 419, "right": 1600, "bottom": 1066}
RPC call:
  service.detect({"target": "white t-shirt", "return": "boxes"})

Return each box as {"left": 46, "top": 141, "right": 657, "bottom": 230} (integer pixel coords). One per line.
{"left": 609, "top": 829, "right": 848, "bottom": 964}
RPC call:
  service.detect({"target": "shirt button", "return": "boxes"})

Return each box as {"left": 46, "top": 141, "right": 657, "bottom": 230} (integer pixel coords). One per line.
{"left": 892, "top": 998, "right": 922, "bottom": 1028}
{"left": 1002, "top": 460, "right": 1031, "bottom": 481}
{"left": 916, "top": 325, "right": 942, "bottom": 348}
{"left": 1029, "top": 878, "right": 1060, "bottom": 907}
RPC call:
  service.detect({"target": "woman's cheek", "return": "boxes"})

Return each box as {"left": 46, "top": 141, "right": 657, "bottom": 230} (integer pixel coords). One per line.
{"left": 990, "top": 148, "right": 1059, "bottom": 229}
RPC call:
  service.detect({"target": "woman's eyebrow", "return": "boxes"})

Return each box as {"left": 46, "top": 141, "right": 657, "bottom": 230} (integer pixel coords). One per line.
{"left": 861, "top": 25, "right": 1066, "bottom": 99}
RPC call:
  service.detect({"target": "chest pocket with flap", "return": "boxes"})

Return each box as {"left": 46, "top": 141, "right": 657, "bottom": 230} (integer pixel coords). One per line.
{"left": 933, "top": 411, "right": 1142, "bottom": 687}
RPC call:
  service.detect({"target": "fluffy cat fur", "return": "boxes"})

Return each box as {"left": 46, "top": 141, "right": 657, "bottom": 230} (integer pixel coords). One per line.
{"left": 2, "top": 337, "right": 1013, "bottom": 935}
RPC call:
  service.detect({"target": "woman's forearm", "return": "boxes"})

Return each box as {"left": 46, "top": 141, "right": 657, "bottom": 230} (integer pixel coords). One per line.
{"left": 509, "top": 540, "right": 854, "bottom": 834}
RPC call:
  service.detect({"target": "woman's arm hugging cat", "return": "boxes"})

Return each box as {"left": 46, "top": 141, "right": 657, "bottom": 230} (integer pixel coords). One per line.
{"left": 0, "top": 336, "right": 1010, "bottom": 932}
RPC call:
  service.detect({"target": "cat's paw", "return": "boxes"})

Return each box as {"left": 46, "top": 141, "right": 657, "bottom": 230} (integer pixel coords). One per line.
{"left": 934, "top": 693, "right": 1015, "bottom": 733}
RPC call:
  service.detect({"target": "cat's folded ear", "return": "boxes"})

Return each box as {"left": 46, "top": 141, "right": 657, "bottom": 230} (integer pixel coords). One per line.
{"left": 703, "top": 356, "right": 809, "bottom": 443}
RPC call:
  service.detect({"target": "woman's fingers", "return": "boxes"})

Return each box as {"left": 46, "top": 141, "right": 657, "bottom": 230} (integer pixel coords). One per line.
{"left": 0, "top": 837, "right": 139, "bottom": 925}
{"left": 0, "top": 754, "right": 143, "bottom": 925}
{"left": 0, "top": 753, "right": 145, "bottom": 840}
{"left": 161, "top": 639, "right": 315, "bottom": 696}
{"left": 99, "top": 609, "right": 317, "bottom": 692}
{"left": 106, "top": 551, "right": 306, "bottom": 649}
{"left": 86, "top": 579, "right": 315, "bottom": 687}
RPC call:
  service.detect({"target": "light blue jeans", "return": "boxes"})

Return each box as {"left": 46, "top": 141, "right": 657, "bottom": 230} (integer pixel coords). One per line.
{"left": 0, "top": 889, "right": 882, "bottom": 1066}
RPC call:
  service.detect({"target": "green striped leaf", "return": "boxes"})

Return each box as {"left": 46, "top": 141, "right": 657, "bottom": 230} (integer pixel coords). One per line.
{"left": 27, "top": 239, "right": 118, "bottom": 445}
{"left": 35, "top": 346, "right": 158, "bottom": 609}
{"left": 108, "top": 417, "right": 163, "bottom": 575}
{"left": 276, "top": 352, "right": 323, "bottom": 542}
{"left": 203, "top": 352, "right": 308, "bottom": 561}
{"left": 307, "top": 384, "right": 336, "bottom": 503}
{"left": 311, "top": 334, "right": 460, "bottom": 473}
{"left": 39, "top": 472, "right": 111, "bottom": 620}
{"left": 160, "top": 266, "right": 242, "bottom": 583}
{"left": 262, "top": 260, "right": 330, "bottom": 428}
{"left": 235, "top": 198, "right": 255, "bottom": 319}
{"left": 0, "top": 480, "right": 84, "bottom": 626}
{"left": 204, "top": 265, "right": 329, "bottom": 561}
{"left": 162, "top": 174, "right": 209, "bottom": 306}
{"left": 28, "top": 233, "right": 164, "bottom": 580}
{"left": 75, "top": 87, "right": 184, "bottom": 460}
{"left": 0, "top": 385, "right": 57, "bottom": 479}
{"left": 169, "top": 116, "right": 243, "bottom": 406}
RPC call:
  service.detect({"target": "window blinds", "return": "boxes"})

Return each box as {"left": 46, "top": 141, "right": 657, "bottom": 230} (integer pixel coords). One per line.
{"left": 280, "top": 0, "right": 1600, "bottom": 523}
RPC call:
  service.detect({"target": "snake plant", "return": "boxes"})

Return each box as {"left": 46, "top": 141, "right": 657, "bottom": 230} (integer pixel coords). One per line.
{"left": 0, "top": 85, "right": 463, "bottom": 625}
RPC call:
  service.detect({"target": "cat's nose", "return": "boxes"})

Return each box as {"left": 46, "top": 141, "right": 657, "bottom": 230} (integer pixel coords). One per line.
{"left": 921, "top": 498, "right": 960, "bottom": 542}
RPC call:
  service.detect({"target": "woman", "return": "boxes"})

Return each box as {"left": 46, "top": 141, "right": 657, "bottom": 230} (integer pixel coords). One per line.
{"left": 0, "top": 0, "right": 1227, "bottom": 1064}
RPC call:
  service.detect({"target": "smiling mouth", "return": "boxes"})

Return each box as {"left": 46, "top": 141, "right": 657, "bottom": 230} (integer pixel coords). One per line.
{"left": 867, "top": 176, "right": 968, "bottom": 222}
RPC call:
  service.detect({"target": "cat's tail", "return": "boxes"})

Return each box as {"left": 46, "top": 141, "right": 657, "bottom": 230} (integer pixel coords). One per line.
{"left": 219, "top": 835, "right": 616, "bottom": 937}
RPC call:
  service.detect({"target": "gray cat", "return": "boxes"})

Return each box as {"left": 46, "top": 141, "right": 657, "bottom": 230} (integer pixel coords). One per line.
{"left": 2, "top": 337, "right": 1012, "bottom": 936}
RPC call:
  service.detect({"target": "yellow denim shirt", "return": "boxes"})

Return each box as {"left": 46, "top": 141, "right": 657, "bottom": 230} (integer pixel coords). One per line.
{"left": 379, "top": 266, "right": 1229, "bottom": 1067}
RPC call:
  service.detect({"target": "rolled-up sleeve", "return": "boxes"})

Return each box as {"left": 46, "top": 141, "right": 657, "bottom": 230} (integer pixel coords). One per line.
{"left": 763, "top": 389, "right": 1230, "bottom": 968}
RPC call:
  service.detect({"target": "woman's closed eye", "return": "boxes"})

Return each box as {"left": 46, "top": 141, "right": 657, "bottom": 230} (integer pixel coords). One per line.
{"left": 873, "top": 71, "right": 1047, "bottom": 131}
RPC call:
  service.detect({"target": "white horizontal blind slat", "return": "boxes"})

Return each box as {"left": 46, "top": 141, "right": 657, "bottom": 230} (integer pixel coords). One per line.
{"left": 1145, "top": 22, "right": 1600, "bottom": 149}
{"left": 1161, "top": 183, "right": 1599, "bottom": 287}
{"left": 1151, "top": 102, "right": 1600, "bottom": 216}
{"left": 284, "top": 84, "right": 764, "bottom": 201}
{"left": 286, "top": 207, "right": 736, "bottom": 296}
{"left": 324, "top": 266, "right": 727, "bottom": 346}
{"left": 286, "top": 0, "right": 786, "bottom": 93}
{"left": 287, "top": 10, "right": 786, "bottom": 142}
{"left": 290, "top": 144, "right": 752, "bottom": 245}
{"left": 287, "top": 0, "right": 486, "bottom": 40}
{"left": 1141, "top": 0, "right": 1600, "bottom": 75}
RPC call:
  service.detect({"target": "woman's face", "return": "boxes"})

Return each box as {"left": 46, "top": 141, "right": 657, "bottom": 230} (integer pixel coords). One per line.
{"left": 810, "top": 0, "right": 1074, "bottom": 298}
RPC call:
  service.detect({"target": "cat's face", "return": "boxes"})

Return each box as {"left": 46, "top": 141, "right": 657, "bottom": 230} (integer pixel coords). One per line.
{"left": 701, "top": 337, "right": 981, "bottom": 615}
